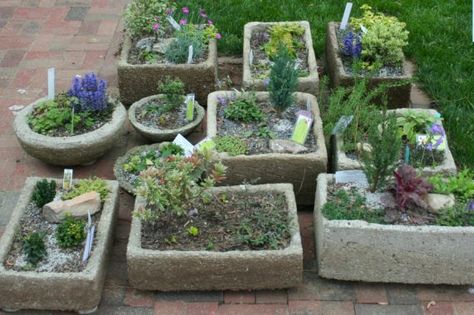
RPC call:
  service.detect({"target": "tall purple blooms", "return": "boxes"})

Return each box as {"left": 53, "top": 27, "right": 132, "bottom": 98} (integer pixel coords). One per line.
{"left": 425, "top": 123, "right": 445, "bottom": 151}
{"left": 341, "top": 32, "right": 362, "bottom": 58}
{"left": 68, "top": 73, "right": 108, "bottom": 112}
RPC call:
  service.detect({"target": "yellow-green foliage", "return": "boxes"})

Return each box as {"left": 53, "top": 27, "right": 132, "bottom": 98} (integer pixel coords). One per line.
{"left": 350, "top": 4, "right": 409, "bottom": 67}
{"left": 264, "top": 23, "right": 305, "bottom": 59}
{"left": 62, "top": 177, "right": 109, "bottom": 202}
{"left": 56, "top": 215, "right": 86, "bottom": 248}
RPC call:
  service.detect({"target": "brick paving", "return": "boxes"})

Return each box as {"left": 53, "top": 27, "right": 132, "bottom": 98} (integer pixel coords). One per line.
{"left": 0, "top": 1, "right": 472, "bottom": 314}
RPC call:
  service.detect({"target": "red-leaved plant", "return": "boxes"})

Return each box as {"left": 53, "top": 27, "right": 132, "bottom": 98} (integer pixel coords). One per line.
{"left": 392, "top": 165, "right": 433, "bottom": 211}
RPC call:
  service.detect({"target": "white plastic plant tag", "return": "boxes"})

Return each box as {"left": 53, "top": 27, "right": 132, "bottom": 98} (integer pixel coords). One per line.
{"left": 306, "top": 97, "right": 312, "bottom": 111}
{"left": 167, "top": 15, "right": 181, "bottom": 30}
{"left": 173, "top": 134, "right": 195, "bottom": 157}
{"left": 335, "top": 170, "right": 369, "bottom": 188}
{"left": 291, "top": 110, "right": 313, "bottom": 145}
{"left": 249, "top": 49, "right": 254, "bottom": 65}
{"left": 195, "top": 137, "right": 216, "bottom": 151}
{"left": 360, "top": 24, "right": 368, "bottom": 34}
{"left": 62, "top": 169, "right": 73, "bottom": 190}
{"left": 47, "top": 68, "right": 55, "bottom": 100}
{"left": 185, "top": 93, "right": 195, "bottom": 121}
{"left": 187, "top": 45, "right": 193, "bottom": 64}
{"left": 82, "top": 210, "right": 94, "bottom": 262}
{"left": 340, "top": 2, "right": 353, "bottom": 30}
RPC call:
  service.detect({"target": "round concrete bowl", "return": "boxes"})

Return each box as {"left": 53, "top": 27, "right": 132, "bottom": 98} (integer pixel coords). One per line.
{"left": 128, "top": 95, "right": 205, "bottom": 142}
{"left": 14, "top": 98, "right": 127, "bottom": 166}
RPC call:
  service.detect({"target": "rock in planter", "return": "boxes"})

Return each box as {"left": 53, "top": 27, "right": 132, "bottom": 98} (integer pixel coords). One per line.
{"left": 0, "top": 177, "right": 119, "bottom": 312}
{"left": 326, "top": 22, "right": 412, "bottom": 108}
{"left": 128, "top": 95, "right": 205, "bottom": 142}
{"left": 335, "top": 108, "right": 457, "bottom": 176}
{"left": 207, "top": 91, "right": 327, "bottom": 205}
{"left": 43, "top": 191, "right": 101, "bottom": 223}
{"left": 242, "top": 21, "right": 319, "bottom": 95}
{"left": 314, "top": 174, "right": 474, "bottom": 285}
{"left": 127, "top": 183, "right": 303, "bottom": 291}
{"left": 14, "top": 98, "right": 127, "bottom": 166}
{"left": 118, "top": 34, "right": 218, "bottom": 106}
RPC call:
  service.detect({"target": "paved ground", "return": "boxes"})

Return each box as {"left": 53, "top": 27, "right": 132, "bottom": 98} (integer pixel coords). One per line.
{"left": 0, "top": 1, "right": 472, "bottom": 314}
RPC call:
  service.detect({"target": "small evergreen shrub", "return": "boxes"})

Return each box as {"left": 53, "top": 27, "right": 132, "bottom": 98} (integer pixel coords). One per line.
{"left": 268, "top": 46, "right": 299, "bottom": 112}
{"left": 23, "top": 231, "right": 47, "bottom": 267}
{"left": 157, "top": 77, "right": 185, "bottom": 112}
{"left": 32, "top": 179, "right": 56, "bottom": 208}
{"left": 56, "top": 215, "right": 87, "bottom": 248}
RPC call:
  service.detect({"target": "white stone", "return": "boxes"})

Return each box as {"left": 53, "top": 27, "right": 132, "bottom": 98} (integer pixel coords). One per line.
{"left": 152, "top": 38, "right": 175, "bottom": 54}
{"left": 270, "top": 139, "right": 309, "bottom": 154}
{"left": 425, "top": 193, "right": 455, "bottom": 213}
{"left": 273, "top": 119, "right": 293, "bottom": 133}
{"left": 43, "top": 191, "right": 101, "bottom": 223}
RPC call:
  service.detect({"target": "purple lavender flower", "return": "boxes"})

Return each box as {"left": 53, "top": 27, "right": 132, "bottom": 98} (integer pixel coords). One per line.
{"left": 341, "top": 32, "right": 362, "bottom": 58}
{"left": 68, "top": 73, "right": 108, "bottom": 112}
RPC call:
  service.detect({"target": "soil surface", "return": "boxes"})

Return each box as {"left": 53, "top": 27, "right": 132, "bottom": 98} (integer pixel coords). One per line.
{"left": 135, "top": 97, "right": 195, "bottom": 130}
{"left": 141, "top": 191, "right": 291, "bottom": 251}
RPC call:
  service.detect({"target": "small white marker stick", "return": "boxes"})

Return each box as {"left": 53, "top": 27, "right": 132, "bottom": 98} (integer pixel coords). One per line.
{"left": 187, "top": 45, "right": 193, "bottom": 64}
{"left": 172, "top": 134, "right": 195, "bottom": 157}
{"left": 340, "top": 2, "right": 353, "bottom": 30}
{"left": 249, "top": 49, "right": 254, "bottom": 65}
{"left": 360, "top": 24, "right": 368, "bottom": 34}
{"left": 167, "top": 15, "right": 181, "bottom": 31}
{"left": 47, "top": 68, "right": 55, "bottom": 100}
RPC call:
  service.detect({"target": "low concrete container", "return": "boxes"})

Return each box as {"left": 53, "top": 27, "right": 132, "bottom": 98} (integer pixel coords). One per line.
{"left": 207, "top": 91, "right": 327, "bottom": 205}
{"left": 128, "top": 95, "right": 205, "bottom": 142}
{"left": 335, "top": 108, "right": 456, "bottom": 176}
{"left": 127, "top": 183, "right": 303, "bottom": 291}
{"left": 118, "top": 34, "right": 218, "bottom": 106}
{"left": 14, "top": 98, "right": 127, "bottom": 166}
{"left": 242, "top": 21, "right": 319, "bottom": 95}
{"left": 0, "top": 177, "right": 119, "bottom": 312}
{"left": 314, "top": 174, "right": 474, "bottom": 285}
{"left": 326, "top": 22, "right": 412, "bottom": 108}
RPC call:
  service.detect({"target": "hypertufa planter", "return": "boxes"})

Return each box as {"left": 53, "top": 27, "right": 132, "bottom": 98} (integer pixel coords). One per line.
{"left": 128, "top": 95, "right": 205, "bottom": 142}
{"left": 127, "top": 184, "right": 303, "bottom": 291}
{"left": 14, "top": 98, "right": 127, "bottom": 166}
{"left": 335, "top": 108, "right": 457, "bottom": 176}
{"left": 314, "top": 174, "right": 474, "bottom": 285}
{"left": 118, "top": 34, "right": 218, "bottom": 106}
{"left": 207, "top": 91, "right": 327, "bottom": 205}
{"left": 326, "top": 22, "right": 412, "bottom": 108}
{"left": 0, "top": 177, "right": 119, "bottom": 313}
{"left": 242, "top": 21, "right": 319, "bottom": 95}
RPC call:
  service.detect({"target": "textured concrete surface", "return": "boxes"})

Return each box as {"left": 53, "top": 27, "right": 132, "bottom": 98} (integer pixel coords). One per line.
{"left": 242, "top": 21, "right": 319, "bottom": 95}
{"left": 207, "top": 91, "right": 328, "bottom": 205}
{"left": 0, "top": 177, "right": 119, "bottom": 312}
{"left": 314, "top": 174, "right": 474, "bottom": 284}
{"left": 128, "top": 184, "right": 303, "bottom": 291}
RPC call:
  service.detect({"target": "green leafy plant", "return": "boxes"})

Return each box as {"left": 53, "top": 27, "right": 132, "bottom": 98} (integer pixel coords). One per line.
{"left": 436, "top": 203, "right": 474, "bottom": 227}
{"left": 268, "top": 46, "right": 298, "bottom": 112}
{"left": 157, "top": 76, "right": 185, "bottom": 111}
{"left": 396, "top": 111, "right": 437, "bottom": 145}
{"left": 360, "top": 111, "right": 401, "bottom": 192}
{"left": 62, "top": 177, "right": 109, "bottom": 202}
{"left": 264, "top": 23, "right": 305, "bottom": 59}
{"left": 23, "top": 231, "right": 47, "bottom": 267}
{"left": 429, "top": 169, "right": 474, "bottom": 202}
{"left": 32, "top": 179, "right": 56, "bottom": 208}
{"left": 165, "top": 25, "right": 205, "bottom": 64}
{"left": 123, "top": 0, "right": 174, "bottom": 37}
{"left": 187, "top": 226, "right": 199, "bottom": 237}
{"left": 223, "top": 92, "right": 264, "bottom": 123}
{"left": 123, "top": 144, "right": 184, "bottom": 174}
{"left": 214, "top": 135, "right": 248, "bottom": 156}
{"left": 56, "top": 215, "right": 87, "bottom": 248}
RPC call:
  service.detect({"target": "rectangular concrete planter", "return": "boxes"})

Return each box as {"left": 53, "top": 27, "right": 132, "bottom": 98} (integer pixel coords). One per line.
{"left": 118, "top": 34, "right": 218, "bottom": 106}
{"left": 207, "top": 91, "right": 328, "bottom": 205}
{"left": 0, "top": 177, "right": 119, "bottom": 312}
{"left": 334, "top": 108, "right": 457, "bottom": 176}
{"left": 243, "top": 21, "right": 319, "bottom": 95}
{"left": 314, "top": 174, "right": 474, "bottom": 285}
{"left": 127, "top": 184, "right": 303, "bottom": 291}
{"left": 326, "top": 22, "right": 412, "bottom": 108}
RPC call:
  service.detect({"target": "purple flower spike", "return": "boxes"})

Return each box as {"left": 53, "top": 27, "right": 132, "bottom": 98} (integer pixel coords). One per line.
{"left": 68, "top": 72, "right": 108, "bottom": 112}
{"left": 341, "top": 32, "right": 362, "bottom": 58}
{"left": 466, "top": 200, "right": 474, "bottom": 211}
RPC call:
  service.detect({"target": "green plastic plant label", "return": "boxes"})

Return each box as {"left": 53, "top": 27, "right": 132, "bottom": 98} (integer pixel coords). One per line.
{"left": 185, "top": 93, "right": 195, "bottom": 121}
{"left": 63, "top": 169, "right": 73, "bottom": 190}
{"left": 291, "top": 110, "right": 313, "bottom": 145}
{"left": 195, "top": 137, "right": 216, "bottom": 152}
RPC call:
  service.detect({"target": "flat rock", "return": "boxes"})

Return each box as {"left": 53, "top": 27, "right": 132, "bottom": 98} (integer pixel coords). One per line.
{"left": 152, "top": 38, "right": 175, "bottom": 54}
{"left": 270, "top": 139, "right": 309, "bottom": 154}
{"left": 425, "top": 193, "right": 455, "bottom": 213}
{"left": 273, "top": 119, "right": 293, "bottom": 133}
{"left": 43, "top": 191, "right": 101, "bottom": 223}
{"left": 136, "top": 37, "right": 154, "bottom": 51}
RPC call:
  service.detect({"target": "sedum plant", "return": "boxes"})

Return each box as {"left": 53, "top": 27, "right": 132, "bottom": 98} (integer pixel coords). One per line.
{"left": 62, "top": 177, "right": 109, "bottom": 202}
{"left": 264, "top": 23, "right": 305, "bottom": 59}
{"left": 56, "top": 215, "right": 87, "bottom": 248}
{"left": 214, "top": 135, "right": 248, "bottom": 156}
{"left": 268, "top": 46, "right": 298, "bottom": 112}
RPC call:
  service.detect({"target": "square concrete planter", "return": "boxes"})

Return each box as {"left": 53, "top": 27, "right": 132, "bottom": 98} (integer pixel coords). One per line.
{"left": 118, "top": 34, "right": 218, "bottom": 106}
{"left": 127, "top": 183, "right": 303, "bottom": 291}
{"left": 207, "top": 91, "right": 328, "bottom": 205}
{"left": 335, "top": 108, "right": 457, "bottom": 176}
{"left": 242, "top": 21, "right": 319, "bottom": 95}
{"left": 0, "top": 177, "right": 119, "bottom": 312}
{"left": 314, "top": 174, "right": 474, "bottom": 285}
{"left": 326, "top": 22, "right": 412, "bottom": 108}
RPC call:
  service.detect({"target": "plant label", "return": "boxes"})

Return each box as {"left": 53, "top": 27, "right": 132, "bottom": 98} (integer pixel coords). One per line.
{"left": 82, "top": 211, "right": 95, "bottom": 263}
{"left": 195, "top": 137, "right": 216, "bottom": 151}
{"left": 340, "top": 2, "right": 353, "bottom": 30}
{"left": 185, "top": 93, "right": 195, "bottom": 121}
{"left": 173, "top": 134, "right": 195, "bottom": 157}
{"left": 291, "top": 110, "right": 313, "bottom": 145}
{"left": 416, "top": 134, "right": 446, "bottom": 151}
{"left": 47, "top": 68, "right": 55, "bottom": 100}
{"left": 167, "top": 15, "right": 181, "bottom": 30}
{"left": 249, "top": 49, "right": 254, "bottom": 65}
{"left": 335, "top": 170, "right": 369, "bottom": 188}
{"left": 360, "top": 24, "right": 368, "bottom": 34}
{"left": 187, "top": 45, "right": 193, "bottom": 64}
{"left": 306, "top": 97, "right": 312, "bottom": 111}
{"left": 331, "top": 115, "right": 353, "bottom": 135}
{"left": 62, "top": 169, "right": 73, "bottom": 190}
